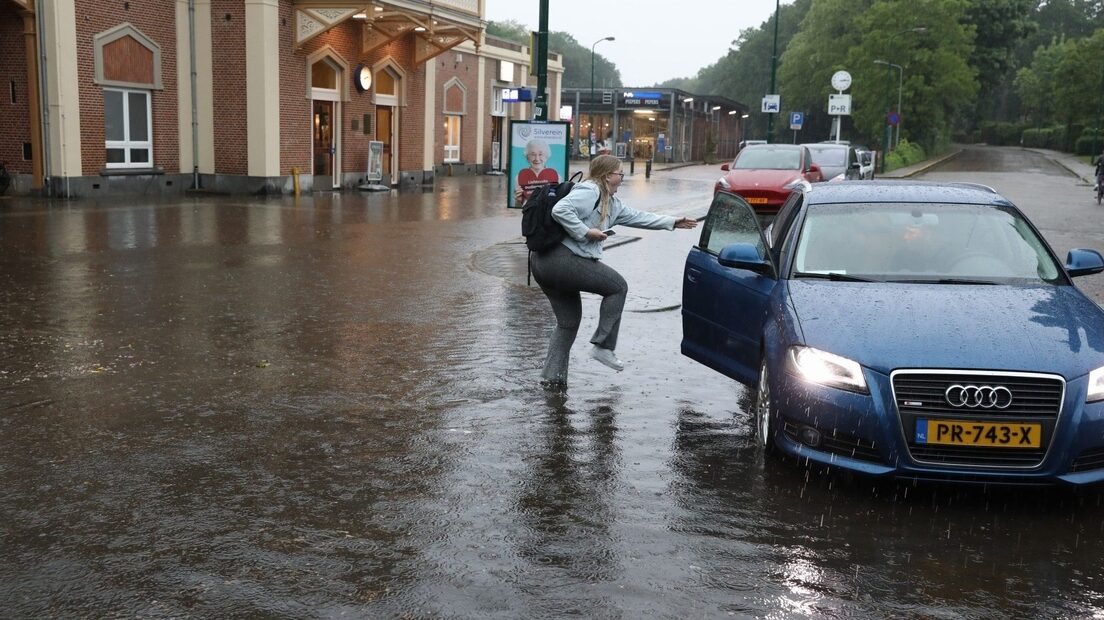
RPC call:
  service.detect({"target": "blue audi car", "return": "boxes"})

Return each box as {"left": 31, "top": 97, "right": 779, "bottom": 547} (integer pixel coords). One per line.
{"left": 681, "top": 182, "right": 1104, "bottom": 485}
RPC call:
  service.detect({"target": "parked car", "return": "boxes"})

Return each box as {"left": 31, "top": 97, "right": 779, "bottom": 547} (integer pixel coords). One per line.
{"left": 853, "top": 145, "right": 875, "bottom": 180}
{"left": 738, "top": 139, "right": 767, "bottom": 152}
{"left": 714, "top": 144, "right": 823, "bottom": 213}
{"left": 681, "top": 181, "right": 1104, "bottom": 485}
{"left": 805, "top": 142, "right": 862, "bottom": 181}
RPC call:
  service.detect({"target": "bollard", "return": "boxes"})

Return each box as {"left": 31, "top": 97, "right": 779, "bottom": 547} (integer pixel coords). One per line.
{"left": 645, "top": 159, "right": 652, "bottom": 178}
{"left": 290, "top": 166, "right": 300, "bottom": 197}
{"left": 629, "top": 159, "right": 635, "bottom": 175}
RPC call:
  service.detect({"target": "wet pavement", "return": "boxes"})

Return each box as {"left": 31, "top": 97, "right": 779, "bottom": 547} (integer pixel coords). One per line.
{"left": 3, "top": 150, "right": 1104, "bottom": 617}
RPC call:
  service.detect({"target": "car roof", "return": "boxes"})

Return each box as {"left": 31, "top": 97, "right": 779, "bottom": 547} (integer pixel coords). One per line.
{"left": 801, "top": 180, "right": 1013, "bottom": 206}
{"left": 804, "top": 142, "right": 851, "bottom": 151}
{"left": 743, "top": 143, "right": 803, "bottom": 151}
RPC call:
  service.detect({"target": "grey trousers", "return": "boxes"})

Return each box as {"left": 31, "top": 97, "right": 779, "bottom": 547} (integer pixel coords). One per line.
{"left": 530, "top": 244, "right": 628, "bottom": 383}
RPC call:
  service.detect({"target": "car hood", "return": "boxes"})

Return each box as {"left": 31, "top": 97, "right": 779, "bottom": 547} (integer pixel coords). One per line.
{"left": 787, "top": 281, "right": 1104, "bottom": 379}
{"left": 722, "top": 168, "right": 802, "bottom": 188}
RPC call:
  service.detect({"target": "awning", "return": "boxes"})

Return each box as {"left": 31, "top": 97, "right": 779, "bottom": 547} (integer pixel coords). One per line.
{"left": 294, "top": 1, "right": 481, "bottom": 64}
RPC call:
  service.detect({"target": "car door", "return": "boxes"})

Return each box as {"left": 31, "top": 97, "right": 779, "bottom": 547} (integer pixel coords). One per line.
{"left": 682, "top": 191, "right": 778, "bottom": 386}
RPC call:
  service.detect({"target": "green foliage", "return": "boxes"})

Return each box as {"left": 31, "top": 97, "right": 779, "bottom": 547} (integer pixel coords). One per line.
{"left": 1076, "top": 128, "right": 1104, "bottom": 155}
{"left": 669, "top": 0, "right": 811, "bottom": 140}
{"left": 977, "top": 121, "right": 1026, "bottom": 145}
{"left": 484, "top": 20, "right": 622, "bottom": 90}
{"left": 884, "top": 140, "right": 926, "bottom": 172}
{"left": 1021, "top": 126, "right": 1069, "bottom": 149}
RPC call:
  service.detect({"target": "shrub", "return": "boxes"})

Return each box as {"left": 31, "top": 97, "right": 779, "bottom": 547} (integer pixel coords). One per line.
{"left": 884, "top": 140, "right": 927, "bottom": 172}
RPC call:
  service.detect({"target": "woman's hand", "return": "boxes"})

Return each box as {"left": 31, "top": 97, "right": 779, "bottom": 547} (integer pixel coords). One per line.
{"left": 674, "top": 217, "right": 699, "bottom": 230}
{"left": 584, "top": 228, "right": 609, "bottom": 241}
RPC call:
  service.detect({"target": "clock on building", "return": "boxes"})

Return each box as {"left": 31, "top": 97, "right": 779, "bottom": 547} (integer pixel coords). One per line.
{"left": 354, "top": 64, "right": 372, "bottom": 92}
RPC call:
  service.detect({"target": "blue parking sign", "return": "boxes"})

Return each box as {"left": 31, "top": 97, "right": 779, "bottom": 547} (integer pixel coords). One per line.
{"left": 790, "top": 112, "right": 804, "bottom": 130}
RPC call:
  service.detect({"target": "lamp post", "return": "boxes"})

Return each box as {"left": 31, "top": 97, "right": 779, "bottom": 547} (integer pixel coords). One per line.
{"left": 766, "top": 0, "right": 780, "bottom": 144}
{"left": 590, "top": 36, "right": 615, "bottom": 158}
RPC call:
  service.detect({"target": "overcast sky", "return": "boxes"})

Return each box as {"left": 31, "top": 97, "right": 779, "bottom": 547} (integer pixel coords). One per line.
{"left": 483, "top": 0, "right": 790, "bottom": 86}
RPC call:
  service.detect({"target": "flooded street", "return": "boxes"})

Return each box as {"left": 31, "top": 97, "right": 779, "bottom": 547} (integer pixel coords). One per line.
{"left": 4, "top": 150, "right": 1104, "bottom": 617}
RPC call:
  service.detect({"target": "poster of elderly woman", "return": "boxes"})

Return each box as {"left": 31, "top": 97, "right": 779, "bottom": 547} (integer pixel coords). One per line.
{"left": 508, "top": 121, "right": 570, "bottom": 208}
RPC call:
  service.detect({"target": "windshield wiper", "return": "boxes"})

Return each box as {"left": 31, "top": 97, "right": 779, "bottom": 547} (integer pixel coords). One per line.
{"left": 886, "top": 278, "right": 999, "bottom": 285}
{"left": 792, "top": 271, "right": 876, "bottom": 282}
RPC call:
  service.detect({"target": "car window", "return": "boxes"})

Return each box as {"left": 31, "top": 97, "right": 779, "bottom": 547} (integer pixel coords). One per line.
{"left": 791, "top": 203, "right": 1063, "bottom": 283}
{"left": 699, "top": 192, "right": 767, "bottom": 258}
{"left": 734, "top": 148, "right": 801, "bottom": 170}
{"left": 771, "top": 192, "right": 803, "bottom": 249}
{"left": 808, "top": 147, "right": 846, "bottom": 167}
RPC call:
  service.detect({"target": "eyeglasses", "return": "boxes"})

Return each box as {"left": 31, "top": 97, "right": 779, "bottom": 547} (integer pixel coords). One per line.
{"left": 610, "top": 172, "right": 625, "bottom": 178}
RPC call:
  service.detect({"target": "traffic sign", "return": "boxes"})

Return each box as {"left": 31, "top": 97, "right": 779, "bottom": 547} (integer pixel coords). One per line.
{"left": 828, "top": 94, "right": 851, "bottom": 115}
{"left": 762, "top": 94, "right": 781, "bottom": 113}
{"left": 887, "top": 112, "right": 901, "bottom": 126}
{"left": 789, "top": 111, "right": 804, "bottom": 130}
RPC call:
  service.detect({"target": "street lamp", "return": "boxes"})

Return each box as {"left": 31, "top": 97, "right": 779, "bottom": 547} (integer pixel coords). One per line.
{"left": 590, "top": 36, "right": 615, "bottom": 158}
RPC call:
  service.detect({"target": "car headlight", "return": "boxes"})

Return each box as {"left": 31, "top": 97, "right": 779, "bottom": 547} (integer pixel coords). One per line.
{"left": 1087, "top": 365, "right": 1104, "bottom": 402}
{"left": 787, "top": 346, "right": 869, "bottom": 394}
{"left": 718, "top": 176, "right": 731, "bottom": 190}
{"left": 783, "top": 178, "right": 811, "bottom": 191}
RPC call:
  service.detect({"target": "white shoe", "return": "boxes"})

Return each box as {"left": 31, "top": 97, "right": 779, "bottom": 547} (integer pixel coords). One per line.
{"left": 590, "top": 346, "right": 624, "bottom": 372}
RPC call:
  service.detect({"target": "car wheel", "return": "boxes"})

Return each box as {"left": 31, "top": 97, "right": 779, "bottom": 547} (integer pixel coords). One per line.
{"left": 755, "top": 358, "right": 776, "bottom": 455}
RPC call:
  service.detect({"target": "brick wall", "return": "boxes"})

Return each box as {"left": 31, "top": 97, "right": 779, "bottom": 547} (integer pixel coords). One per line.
{"left": 293, "top": 16, "right": 425, "bottom": 178}
{"left": 433, "top": 50, "right": 478, "bottom": 165}
{"left": 75, "top": 0, "right": 180, "bottom": 175}
{"left": 211, "top": 0, "right": 247, "bottom": 175}
{"left": 0, "top": 5, "right": 31, "bottom": 174}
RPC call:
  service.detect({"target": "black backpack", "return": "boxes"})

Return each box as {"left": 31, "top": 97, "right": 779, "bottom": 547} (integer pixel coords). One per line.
{"left": 521, "top": 171, "right": 584, "bottom": 253}
{"left": 519, "top": 171, "right": 600, "bottom": 285}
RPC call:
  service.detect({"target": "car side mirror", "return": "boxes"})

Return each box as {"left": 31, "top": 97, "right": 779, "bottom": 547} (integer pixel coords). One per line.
{"left": 849, "top": 162, "right": 861, "bottom": 170}
{"left": 1066, "top": 249, "right": 1104, "bottom": 277}
{"left": 808, "top": 163, "right": 821, "bottom": 174}
{"left": 718, "top": 243, "right": 774, "bottom": 277}
{"left": 721, "top": 163, "right": 730, "bottom": 172}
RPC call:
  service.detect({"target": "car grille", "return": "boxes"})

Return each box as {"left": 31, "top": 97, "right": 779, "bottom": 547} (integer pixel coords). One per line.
{"left": 892, "top": 370, "right": 1064, "bottom": 468}
{"left": 783, "top": 420, "right": 882, "bottom": 464}
{"left": 1070, "top": 447, "right": 1104, "bottom": 472}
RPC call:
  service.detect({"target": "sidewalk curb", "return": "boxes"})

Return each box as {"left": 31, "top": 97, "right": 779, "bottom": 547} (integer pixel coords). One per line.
{"left": 883, "top": 148, "right": 963, "bottom": 178}
{"left": 1023, "top": 148, "right": 1092, "bottom": 185}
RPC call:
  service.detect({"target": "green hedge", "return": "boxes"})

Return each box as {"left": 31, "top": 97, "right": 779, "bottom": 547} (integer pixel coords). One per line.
{"left": 1022, "top": 126, "right": 1069, "bottom": 150}
{"left": 1077, "top": 129, "right": 1104, "bottom": 156}
{"left": 885, "top": 140, "right": 927, "bottom": 172}
{"left": 978, "top": 121, "right": 1025, "bottom": 146}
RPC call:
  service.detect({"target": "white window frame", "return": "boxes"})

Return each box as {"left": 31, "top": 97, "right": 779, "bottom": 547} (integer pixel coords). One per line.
{"left": 492, "top": 87, "right": 506, "bottom": 117}
{"left": 444, "top": 115, "right": 461, "bottom": 162}
{"left": 104, "top": 87, "right": 153, "bottom": 169}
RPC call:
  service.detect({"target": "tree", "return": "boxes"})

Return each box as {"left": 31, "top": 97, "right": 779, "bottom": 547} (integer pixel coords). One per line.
{"left": 484, "top": 20, "right": 621, "bottom": 90}
{"left": 965, "top": 0, "right": 1036, "bottom": 122}
{"left": 778, "top": 0, "right": 871, "bottom": 142}
{"left": 669, "top": 0, "right": 811, "bottom": 140}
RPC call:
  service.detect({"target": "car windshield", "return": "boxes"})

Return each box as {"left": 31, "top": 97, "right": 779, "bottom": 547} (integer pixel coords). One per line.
{"left": 733, "top": 148, "right": 800, "bottom": 170}
{"left": 807, "top": 147, "right": 846, "bottom": 167}
{"left": 791, "top": 203, "right": 1063, "bottom": 284}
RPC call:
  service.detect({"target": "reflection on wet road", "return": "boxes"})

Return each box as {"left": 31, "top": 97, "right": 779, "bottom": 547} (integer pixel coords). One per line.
{"left": 2, "top": 158, "right": 1104, "bottom": 617}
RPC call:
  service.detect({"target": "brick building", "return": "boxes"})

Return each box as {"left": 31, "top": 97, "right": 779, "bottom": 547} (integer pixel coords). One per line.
{"left": 0, "top": 0, "right": 563, "bottom": 197}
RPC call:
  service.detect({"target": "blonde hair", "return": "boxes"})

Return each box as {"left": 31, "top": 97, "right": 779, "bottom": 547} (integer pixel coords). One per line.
{"left": 587, "top": 154, "right": 622, "bottom": 225}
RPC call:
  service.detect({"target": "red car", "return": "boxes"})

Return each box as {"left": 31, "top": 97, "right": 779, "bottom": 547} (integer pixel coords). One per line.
{"left": 714, "top": 144, "right": 824, "bottom": 212}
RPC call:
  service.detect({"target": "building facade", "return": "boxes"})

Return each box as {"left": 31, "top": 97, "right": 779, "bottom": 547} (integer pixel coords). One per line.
{"left": 0, "top": 0, "right": 563, "bottom": 197}
{"left": 562, "top": 87, "right": 746, "bottom": 163}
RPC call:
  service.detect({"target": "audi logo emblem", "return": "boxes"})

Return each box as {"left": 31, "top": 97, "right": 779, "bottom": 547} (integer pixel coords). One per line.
{"left": 944, "top": 384, "right": 1013, "bottom": 409}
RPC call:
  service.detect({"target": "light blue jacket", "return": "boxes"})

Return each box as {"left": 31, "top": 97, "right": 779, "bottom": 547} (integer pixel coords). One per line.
{"left": 551, "top": 180, "right": 677, "bottom": 259}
